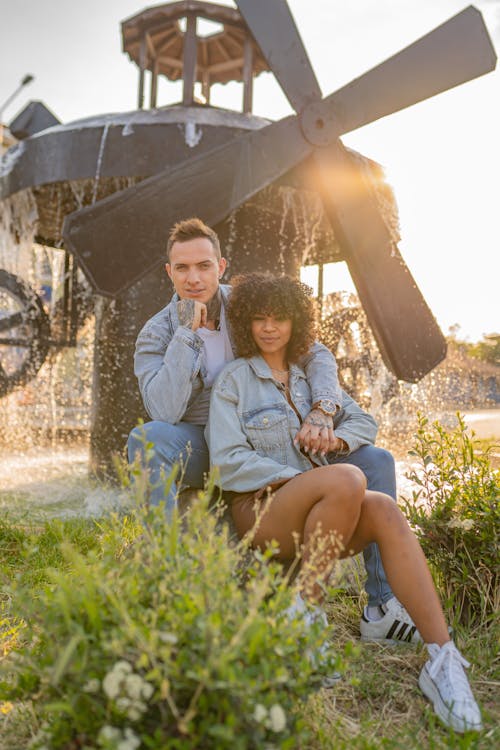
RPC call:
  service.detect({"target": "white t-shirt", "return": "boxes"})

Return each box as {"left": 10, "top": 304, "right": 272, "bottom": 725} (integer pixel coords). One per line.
{"left": 196, "top": 305, "right": 234, "bottom": 386}
{"left": 197, "top": 327, "right": 227, "bottom": 386}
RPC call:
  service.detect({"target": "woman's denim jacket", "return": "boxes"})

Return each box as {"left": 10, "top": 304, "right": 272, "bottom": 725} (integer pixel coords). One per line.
{"left": 207, "top": 355, "right": 378, "bottom": 492}
{"left": 134, "top": 284, "right": 343, "bottom": 425}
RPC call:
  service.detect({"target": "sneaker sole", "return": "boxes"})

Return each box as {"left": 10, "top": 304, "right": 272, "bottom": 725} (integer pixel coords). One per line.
{"left": 418, "top": 666, "right": 483, "bottom": 733}
{"left": 360, "top": 635, "right": 421, "bottom": 646}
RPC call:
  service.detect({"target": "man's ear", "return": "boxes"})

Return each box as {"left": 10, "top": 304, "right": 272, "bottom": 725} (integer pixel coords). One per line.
{"left": 218, "top": 257, "right": 227, "bottom": 279}
{"left": 165, "top": 263, "right": 172, "bottom": 281}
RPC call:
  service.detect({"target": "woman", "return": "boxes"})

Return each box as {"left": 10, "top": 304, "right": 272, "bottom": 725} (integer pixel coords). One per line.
{"left": 207, "top": 273, "right": 481, "bottom": 734}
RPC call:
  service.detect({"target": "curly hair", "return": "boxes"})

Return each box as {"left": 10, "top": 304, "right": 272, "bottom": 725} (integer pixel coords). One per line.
{"left": 227, "top": 273, "right": 317, "bottom": 362}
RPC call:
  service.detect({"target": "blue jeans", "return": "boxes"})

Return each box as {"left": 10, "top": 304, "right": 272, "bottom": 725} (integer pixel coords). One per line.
{"left": 127, "top": 423, "right": 396, "bottom": 606}
{"left": 127, "top": 421, "right": 209, "bottom": 516}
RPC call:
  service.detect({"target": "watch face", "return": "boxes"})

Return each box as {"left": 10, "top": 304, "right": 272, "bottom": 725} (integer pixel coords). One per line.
{"left": 320, "top": 400, "right": 336, "bottom": 416}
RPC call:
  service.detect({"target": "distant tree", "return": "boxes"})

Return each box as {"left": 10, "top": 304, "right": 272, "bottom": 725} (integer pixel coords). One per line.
{"left": 446, "top": 327, "right": 499, "bottom": 366}
{"left": 468, "top": 333, "right": 500, "bottom": 367}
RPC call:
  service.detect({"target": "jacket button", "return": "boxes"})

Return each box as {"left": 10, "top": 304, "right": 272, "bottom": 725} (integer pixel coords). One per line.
{"left": 262, "top": 417, "right": 269, "bottom": 425}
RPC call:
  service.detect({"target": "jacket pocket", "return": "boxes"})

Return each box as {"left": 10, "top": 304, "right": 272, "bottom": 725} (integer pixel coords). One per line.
{"left": 242, "top": 403, "right": 289, "bottom": 463}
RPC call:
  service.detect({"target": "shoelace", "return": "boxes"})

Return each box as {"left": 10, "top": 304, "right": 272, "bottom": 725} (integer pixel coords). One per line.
{"left": 382, "top": 599, "right": 408, "bottom": 621}
{"left": 428, "top": 643, "right": 472, "bottom": 695}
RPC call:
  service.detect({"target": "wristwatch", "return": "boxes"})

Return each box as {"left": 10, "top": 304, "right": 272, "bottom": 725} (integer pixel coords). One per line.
{"left": 311, "top": 399, "right": 339, "bottom": 417}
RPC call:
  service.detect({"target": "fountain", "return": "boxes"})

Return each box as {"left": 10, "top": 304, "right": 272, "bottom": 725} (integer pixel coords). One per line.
{"left": 0, "top": 1, "right": 496, "bottom": 478}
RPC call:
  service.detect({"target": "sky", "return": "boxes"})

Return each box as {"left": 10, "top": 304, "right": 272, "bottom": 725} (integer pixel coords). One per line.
{"left": 0, "top": 0, "right": 499, "bottom": 342}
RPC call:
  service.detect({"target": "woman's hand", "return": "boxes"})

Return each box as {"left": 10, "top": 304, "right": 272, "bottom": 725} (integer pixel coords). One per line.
{"left": 294, "top": 408, "right": 347, "bottom": 456}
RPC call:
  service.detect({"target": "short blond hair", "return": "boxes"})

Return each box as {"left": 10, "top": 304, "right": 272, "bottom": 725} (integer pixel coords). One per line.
{"left": 167, "top": 218, "right": 221, "bottom": 261}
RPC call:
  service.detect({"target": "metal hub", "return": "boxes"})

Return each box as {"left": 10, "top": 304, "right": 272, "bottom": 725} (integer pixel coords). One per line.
{"left": 299, "top": 100, "right": 339, "bottom": 147}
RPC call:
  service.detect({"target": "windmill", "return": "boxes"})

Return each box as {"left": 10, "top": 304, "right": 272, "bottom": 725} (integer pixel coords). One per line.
{"left": 62, "top": 0, "right": 496, "bottom": 382}
{"left": 0, "top": 0, "right": 496, "bottom": 473}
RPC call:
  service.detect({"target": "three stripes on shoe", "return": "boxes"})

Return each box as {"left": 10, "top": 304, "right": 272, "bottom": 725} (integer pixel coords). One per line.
{"left": 386, "top": 618, "right": 417, "bottom": 642}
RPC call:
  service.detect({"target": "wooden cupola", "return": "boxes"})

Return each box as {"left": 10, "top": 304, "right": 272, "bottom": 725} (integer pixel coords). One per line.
{"left": 121, "top": 1, "right": 270, "bottom": 112}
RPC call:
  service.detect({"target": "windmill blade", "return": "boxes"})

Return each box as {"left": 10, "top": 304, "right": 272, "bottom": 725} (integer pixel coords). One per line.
{"left": 63, "top": 115, "right": 311, "bottom": 296}
{"left": 309, "top": 5, "right": 496, "bottom": 141}
{"left": 236, "top": 0, "right": 322, "bottom": 112}
{"left": 314, "top": 143, "right": 446, "bottom": 381}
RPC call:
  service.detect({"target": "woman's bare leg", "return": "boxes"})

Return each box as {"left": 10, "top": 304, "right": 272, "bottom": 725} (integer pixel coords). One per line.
{"left": 231, "top": 464, "right": 366, "bottom": 600}
{"left": 344, "top": 492, "right": 450, "bottom": 646}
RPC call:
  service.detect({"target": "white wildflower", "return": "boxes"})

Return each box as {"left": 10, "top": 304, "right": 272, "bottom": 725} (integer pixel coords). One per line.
{"left": 269, "top": 703, "right": 286, "bottom": 733}
{"left": 83, "top": 678, "right": 100, "bottom": 693}
{"left": 116, "top": 696, "right": 131, "bottom": 713}
{"left": 253, "top": 703, "right": 268, "bottom": 723}
{"left": 125, "top": 674, "right": 144, "bottom": 701}
{"left": 127, "top": 702, "right": 146, "bottom": 721}
{"left": 141, "top": 680, "right": 154, "bottom": 700}
{"left": 114, "top": 660, "right": 133, "bottom": 674}
{"left": 102, "top": 671, "right": 122, "bottom": 699}
{"left": 159, "top": 632, "right": 178, "bottom": 645}
{"left": 97, "top": 724, "right": 122, "bottom": 745}
{"left": 117, "top": 728, "right": 141, "bottom": 750}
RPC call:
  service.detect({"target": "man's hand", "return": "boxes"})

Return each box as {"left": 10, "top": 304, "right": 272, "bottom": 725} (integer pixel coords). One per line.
{"left": 294, "top": 408, "right": 346, "bottom": 456}
{"left": 177, "top": 299, "right": 207, "bottom": 331}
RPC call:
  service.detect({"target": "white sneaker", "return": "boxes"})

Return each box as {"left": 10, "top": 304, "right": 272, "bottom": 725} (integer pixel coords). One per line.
{"left": 360, "top": 597, "right": 422, "bottom": 644}
{"left": 419, "top": 641, "right": 482, "bottom": 733}
{"left": 284, "top": 592, "right": 308, "bottom": 620}
{"left": 284, "top": 593, "right": 327, "bottom": 629}
{"left": 285, "top": 594, "right": 341, "bottom": 687}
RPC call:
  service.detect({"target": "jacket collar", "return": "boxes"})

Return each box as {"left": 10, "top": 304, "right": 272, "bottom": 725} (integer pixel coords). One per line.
{"left": 248, "top": 354, "right": 306, "bottom": 381}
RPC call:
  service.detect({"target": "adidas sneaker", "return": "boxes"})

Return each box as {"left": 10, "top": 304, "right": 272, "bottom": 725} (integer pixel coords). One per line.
{"left": 360, "top": 596, "right": 422, "bottom": 644}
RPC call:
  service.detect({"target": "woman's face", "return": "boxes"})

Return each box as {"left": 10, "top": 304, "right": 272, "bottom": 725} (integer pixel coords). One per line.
{"left": 251, "top": 313, "right": 292, "bottom": 358}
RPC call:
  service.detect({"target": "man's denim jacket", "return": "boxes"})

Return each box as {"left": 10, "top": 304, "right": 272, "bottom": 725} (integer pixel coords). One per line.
{"left": 207, "top": 355, "right": 378, "bottom": 492}
{"left": 134, "top": 284, "right": 343, "bottom": 425}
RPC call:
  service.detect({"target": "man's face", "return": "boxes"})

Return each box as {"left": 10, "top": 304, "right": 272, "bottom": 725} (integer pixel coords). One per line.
{"left": 166, "top": 237, "right": 226, "bottom": 304}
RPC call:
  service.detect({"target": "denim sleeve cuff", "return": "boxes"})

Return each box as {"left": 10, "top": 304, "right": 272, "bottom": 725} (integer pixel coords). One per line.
{"left": 333, "top": 429, "right": 366, "bottom": 455}
{"left": 172, "top": 327, "right": 204, "bottom": 351}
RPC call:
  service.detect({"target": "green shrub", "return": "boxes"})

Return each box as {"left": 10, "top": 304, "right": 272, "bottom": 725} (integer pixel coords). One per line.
{"left": 402, "top": 414, "right": 499, "bottom": 627}
{"left": 1, "top": 480, "right": 341, "bottom": 750}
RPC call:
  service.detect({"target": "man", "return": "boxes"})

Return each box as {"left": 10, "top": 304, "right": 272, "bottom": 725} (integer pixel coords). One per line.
{"left": 128, "top": 217, "right": 418, "bottom": 644}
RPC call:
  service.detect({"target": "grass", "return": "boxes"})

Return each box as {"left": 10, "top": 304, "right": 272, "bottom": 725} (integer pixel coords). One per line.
{"left": 0, "top": 515, "right": 101, "bottom": 587}
{"left": 0, "top": 511, "right": 498, "bottom": 749}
